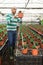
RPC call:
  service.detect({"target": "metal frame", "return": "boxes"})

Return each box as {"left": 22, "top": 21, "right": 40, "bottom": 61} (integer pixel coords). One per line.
{"left": 0, "top": 7, "right": 43, "bottom": 9}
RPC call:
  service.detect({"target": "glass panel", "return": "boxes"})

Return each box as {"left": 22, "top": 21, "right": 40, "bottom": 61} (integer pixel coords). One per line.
{"left": 27, "top": 4, "right": 43, "bottom": 8}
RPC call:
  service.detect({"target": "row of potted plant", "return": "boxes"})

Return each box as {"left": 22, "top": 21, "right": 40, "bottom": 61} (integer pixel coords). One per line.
{"left": 19, "top": 26, "right": 43, "bottom": 56}
{"left": 21, "top": 42, "right": 39, "bottom": 56}
{"left": 0, "top": 24, "right": 7, "bottom": 46}
{"left": 19, "top": 25, "right": 43, "bottom": 49}
{"left": 29, "top": 24, "right": 43, "bottom": 34}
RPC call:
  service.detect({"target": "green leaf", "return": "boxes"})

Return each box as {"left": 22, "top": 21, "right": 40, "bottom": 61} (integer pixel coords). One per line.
{"left": 23, "top": 38, "right": 26, "bottom": 42}
{"left": 30, "top": 39, "right": 34, "bottom": 43}
{"left": 41, "top": 40, "right": 43, "bottom": 43}
{"left": 23, "top": 44, "right": 28, "bottom": 49}
{"left": 35, "top": 42, "right": 39, "bottom": 46}
{"left": 32, "top": 45, "right": 36, "bottom": 49}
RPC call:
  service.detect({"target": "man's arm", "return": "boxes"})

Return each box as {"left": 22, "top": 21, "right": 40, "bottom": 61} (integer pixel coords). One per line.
{"left": 6, "top": 14, "right": 12, "bottom": 24}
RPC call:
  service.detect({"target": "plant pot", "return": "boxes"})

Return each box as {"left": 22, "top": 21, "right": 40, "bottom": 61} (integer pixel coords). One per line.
{"left": 3, "top": 35, "right": 7, "bottom": 42}
{"left": 36, "top": 45, "right": 40, "bottom": 49}
{"left": 29, "top": 43, "right": 33, "bottom": 48}
{"left": 0, "top": 41, "right": 4, "bottom": 46}
{"left": 24, "top": 41, "right": 27, "bottom": 44}
{"left": 34, "top": 38, "right": 37, "bottom": 41}
{"left": 22, "top": 41, "right": 27, "bottom": 46}
{"left": 27, "top": 39, "right": 30, "bottom": 44}
{"left": 41, "top": 44, "right": 43, "bottom": 49}
{"left": 37, "top": 39, "right": 41, "bottom": 42}
{"left": 31, "top": 34, "right": 34, "bottom": 38}
{"left": 22, "top": 48, "right": 28, "bottom": 54}
{"left": 35, "top": 42, "right": 40, "bottom": 49}
{"left": 23, "top": 34, "right": 27, "bottom": 38}
{"left": 32, "top": 49, "right": 38, "bottom": 56}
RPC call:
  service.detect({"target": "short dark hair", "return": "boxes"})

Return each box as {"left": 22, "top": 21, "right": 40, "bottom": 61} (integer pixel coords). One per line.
{"left": 19, "top": 11, "right": 22, "bottom": 13}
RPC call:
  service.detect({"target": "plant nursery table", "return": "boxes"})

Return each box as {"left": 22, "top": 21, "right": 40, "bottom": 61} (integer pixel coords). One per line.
{"left": 14, "top": 49, "right": 42, "bottom": 65}
{"left": 0, "top": 39, "right": 8, "bottom": 55}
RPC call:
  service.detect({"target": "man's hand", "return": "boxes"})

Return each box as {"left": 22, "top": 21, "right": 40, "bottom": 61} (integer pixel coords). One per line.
{"left": 14, "top": 15, "right": 18, "bottom": 18}
{"left": 14, "top": 16, "right": 17, "bottom": 18}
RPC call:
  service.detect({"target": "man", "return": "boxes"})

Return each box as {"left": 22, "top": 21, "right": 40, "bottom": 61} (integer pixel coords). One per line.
{"left": 6, "top": 8, "right": 21, "bottom": 59}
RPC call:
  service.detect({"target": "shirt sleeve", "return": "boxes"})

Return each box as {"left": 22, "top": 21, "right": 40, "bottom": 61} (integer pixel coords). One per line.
{"left": 6, "top": 14, "right": 12, "bottom": 24}
{"left": 11, "top": 17, "right": 18, "bottom": 22}
{"left": 17, "top": 18, "right": 22, "bottom": 26}
{"left": 18, "top": 18, "right": 22, "bottom": 23}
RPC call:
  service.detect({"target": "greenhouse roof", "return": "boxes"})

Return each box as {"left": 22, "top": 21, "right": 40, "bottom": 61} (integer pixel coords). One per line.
{"left": 0, "top": 0, "right": 43, "bottom": 8}
{"left": 0, "top": 0, "right": 43, "bottom": 22}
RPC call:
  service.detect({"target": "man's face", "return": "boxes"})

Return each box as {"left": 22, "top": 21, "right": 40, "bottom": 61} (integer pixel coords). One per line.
{"left": 11, "top": 8, "right": 16, "bottom": 14}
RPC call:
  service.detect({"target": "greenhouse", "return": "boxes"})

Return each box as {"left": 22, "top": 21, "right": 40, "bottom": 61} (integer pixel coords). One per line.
{"left": 0, "top": 0, "right": 43, "bottom": 65}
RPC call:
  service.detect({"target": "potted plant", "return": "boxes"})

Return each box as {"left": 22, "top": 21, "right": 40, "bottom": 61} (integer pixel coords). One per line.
{"left": 23, "top": 38, "right": 27, "bottom": 45}
{"left": 19, "top": 39, "right": 22, "bottom": 46}
{"left": 22, "top": 44, "right": 28, "bottom": 54}
{"left": 30, "top": 39, "right": 34, "bottom": 48}
{"left": 34, "top": 34, "right": 37, "bottom": 37}
{"left": 32, "top": 45, "right": 39, "bottom": 56}
{"left": 23, "top": 34, "right": 27, "bottom": 38}
{"left": 35, "top": 42, "right": 40, "bottom": 49}
{"left": 28, "top": 35, "right": 31, "bottom": 39}
{"left": 27, "top": 35, "right": 30, "bottom": 44}
{"left": 41, "top": 40, "right": 43, "bottom": 48}
{"left": 37, "top": 35, "right": 41, "bottom": 40}
{"left": 33, "top": 32, "right": 35, "bottom": 35}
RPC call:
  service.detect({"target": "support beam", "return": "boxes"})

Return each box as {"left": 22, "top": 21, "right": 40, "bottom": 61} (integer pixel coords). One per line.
{"left": 25, "top": 0, "right": 30, "bottom": 8}
{"left": 0, "top": 7, "right": 43, "bottom": 9}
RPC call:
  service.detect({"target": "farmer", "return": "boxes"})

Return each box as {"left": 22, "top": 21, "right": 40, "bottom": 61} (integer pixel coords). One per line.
{"left": 6, "top": 8, "right": 21, "bottom": 59}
